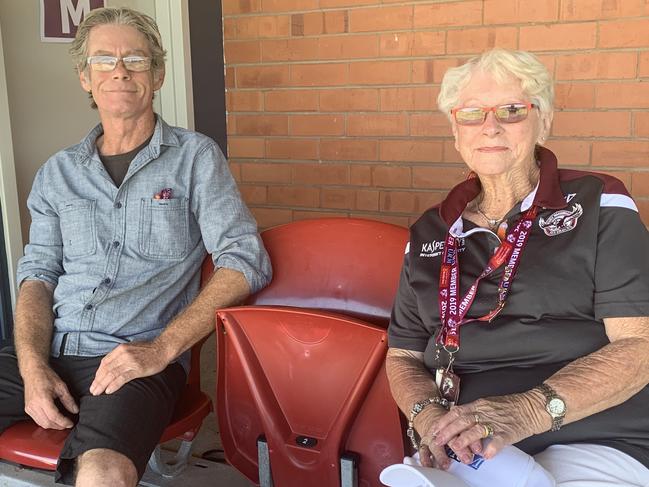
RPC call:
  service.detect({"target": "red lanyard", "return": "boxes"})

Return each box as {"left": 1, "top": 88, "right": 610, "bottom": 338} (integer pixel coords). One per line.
{"left": 436, "top": 206, "right": 538, "bottom": 352}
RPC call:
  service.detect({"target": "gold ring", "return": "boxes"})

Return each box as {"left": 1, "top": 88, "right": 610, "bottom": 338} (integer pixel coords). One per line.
{"left": 482, "top": 423, "right": 494, "bottom": 438}
{"left": 473, "top": 413, "right": 480, "bottom": 424}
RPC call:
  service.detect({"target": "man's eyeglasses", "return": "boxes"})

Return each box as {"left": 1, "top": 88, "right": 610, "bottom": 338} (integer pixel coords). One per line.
{"left": 451, "top": 103, "right": 538, "bottom": 126}
{"left": 86, "top": 55, "right": 152, "bottom": 72}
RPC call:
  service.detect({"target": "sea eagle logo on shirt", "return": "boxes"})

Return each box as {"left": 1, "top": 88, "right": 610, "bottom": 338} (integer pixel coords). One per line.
{"left": 538, "top": 204, "right": 583, "bottom": 237}
{"left": 420, "top": 238, "right": 465, "bottom": 258}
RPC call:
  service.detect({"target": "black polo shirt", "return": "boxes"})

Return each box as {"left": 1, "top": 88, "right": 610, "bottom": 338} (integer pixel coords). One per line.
{"left": 388, "top": 147, "right": 649, "bottom": 467}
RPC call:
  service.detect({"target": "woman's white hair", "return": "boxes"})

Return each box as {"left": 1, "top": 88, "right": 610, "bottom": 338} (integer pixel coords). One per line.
{"left": 437, "top": 48, "right": 554, "bottom": 120}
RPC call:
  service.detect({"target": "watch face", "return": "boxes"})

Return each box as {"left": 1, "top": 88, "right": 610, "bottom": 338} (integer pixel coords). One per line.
{"left": 548, "top": 398, "right": 566, "bottom": 415}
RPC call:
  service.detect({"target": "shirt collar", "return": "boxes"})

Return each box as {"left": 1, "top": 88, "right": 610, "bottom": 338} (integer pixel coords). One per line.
{"left": 74, "top": 114, "right": 179, "bottom": 166}
{"left": 439, "top": 146, "right": 567, "bottom": 228}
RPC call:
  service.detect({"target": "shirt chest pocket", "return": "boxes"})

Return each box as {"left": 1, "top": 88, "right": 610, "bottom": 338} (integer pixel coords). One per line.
{"left": 139, "top": 198, "right": 190, "bottom": 260}
{"left": 58, "top": 199, "right": 97, "bottom": 258}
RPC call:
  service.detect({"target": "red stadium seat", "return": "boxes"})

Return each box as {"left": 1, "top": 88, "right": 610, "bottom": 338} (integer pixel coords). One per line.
{"left": 215, "top": 218, "right": 409, "bottom": 487}
{"left": 0, "top": 256, "right": 216, "bottom": 477}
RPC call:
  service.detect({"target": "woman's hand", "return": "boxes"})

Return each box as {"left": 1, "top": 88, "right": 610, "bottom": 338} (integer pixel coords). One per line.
{"left": 414, "top": 404, "right": 454, "bottom": 470}
{"left": 430, "top": 392, "right": 548, "bottom": 463}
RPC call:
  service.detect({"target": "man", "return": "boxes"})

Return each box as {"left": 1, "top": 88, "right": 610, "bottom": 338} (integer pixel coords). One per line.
{"left": 0, "top": 7, "right": 271, "bottom": 486}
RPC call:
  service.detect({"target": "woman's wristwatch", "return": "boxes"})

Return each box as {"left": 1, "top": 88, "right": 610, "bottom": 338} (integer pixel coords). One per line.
{"left": 406, "top": 396, "right": 449, "bottom": 450}
{"left": 534, "top": 383, "right": 566, "bottom": 432}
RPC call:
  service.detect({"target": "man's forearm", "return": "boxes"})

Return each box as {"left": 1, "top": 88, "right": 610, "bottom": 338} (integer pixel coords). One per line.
{"left": 14, "top": 280, "right": 55, "bottom": 375}
{"left": 153, "top": 267, "right": 251, "bottom": 364}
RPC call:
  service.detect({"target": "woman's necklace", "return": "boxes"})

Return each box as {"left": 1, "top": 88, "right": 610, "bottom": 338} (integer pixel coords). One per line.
{"left": 475, "top": 206, "right": 506, "bottom": 230}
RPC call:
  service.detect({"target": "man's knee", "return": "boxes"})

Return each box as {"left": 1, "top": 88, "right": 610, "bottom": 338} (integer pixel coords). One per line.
{"left": 75, "top": 448, "right": 138, "bottom": 487}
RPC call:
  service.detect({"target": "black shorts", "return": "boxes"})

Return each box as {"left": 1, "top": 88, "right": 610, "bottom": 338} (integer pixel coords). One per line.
{"left": 0, "top": 346, "right": 186, "bottom": 484}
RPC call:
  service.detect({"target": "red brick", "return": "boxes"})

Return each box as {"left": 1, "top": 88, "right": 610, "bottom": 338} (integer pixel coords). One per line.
{"left": 224, "top": 40, "right": 261, "bottom": 64}
{"left": 292, "top": 163, "right": 350, "bottom": 185}
{"left": 266, "top": 139, "right": 319, "bottom": 160}
{"left": 410, "top": 114, "right": 453, "bottom": 137}
{"left": 380, "top": 140, "right": 443, "bottom": 163}
{"left": 632, "top": 172, "right": 649, "bottom": 197}
{"left": 236, "top": 15, "right": 290, "bottom": 39}
{"left": 411, "top": 60, "right": 434, "bottom": 84}
{"left": 223, "top": 18, "right": 237, "bottom": 40}
{"left": 227, "top": 90, "right": 263, "bottom": 112}
{"left": 347, "top": 114, "right": 408, "bottom": 136}
{"left": 447, "top": 27, "right": 518, "bottom": 55}
{"left": 321, "top": 188, "right": 354, "bottom": 209}
{"left": 596, "top": 83, "right": 649, "bottom": 108}
{"left": 554, "top": 83, "right": 595, "bottom": 109}
{"left": 265, "top": 90, "right": 319, "bottom": 112}
{"left": 537, "top": 55, "right": 556, "bottom": 77}
{"left": 323, "top": 10, "right": 348, "bottom": 34}
{"left": 380, "top": 87, "right": 439, "bottom": 111}
{"left": 443, "top": 140, "right": 464, "bottom": 163}
{"left": 349, "top": 61, "right": 411, "bottom": 85}
{"left": 412, "top": 166, "right": 466, "bottom": 190}
{"left": 228, "top": 137, "right": 266, "bottom": 159}
{"left": 350, "top": 165, "right": 372, "bottom": 186}
{"left": 379, "top": 31, "right": 445, "bottom": 58}
{"left": 236, "top": 65, "right": 290, "bottom": 88}
{"left": 561, "top": 0, "right": 649, "bottom": 21}
{"left": 293, "top": 210, "right": 349, "bottom": 221}
{"left": 640, "top": 52, "right": 649, "bottom": 77}
{"left": 432, "top": 58, "right": 467, "bottom": 84}
{"left": 380, "top": 190, "right": 444, "bottom": 213}
{"left": 319, "top": 35, "right": 379, "bottom": 60}
{"left": 240, "top": 162, "right": 292, "bottom": 183}
{"left": 320, "top": 89, "right": 379, "bottom": 112}
{"left": 235, "top": 115, "right": 288, "bottom": 136}
{"left": 290, "top": 63, "right": 347, "bottom": 87}
{"left": 543, "top": 140, "right": 591, "bottom": 166}
{"left": 372, "top": 165, "right": 411, "bottom": 188}
{"left": 290, "top": 114, "right": 344, "bottom": 136}
{"left": 349, "top": 6, "right": 413, "bottom": 33}
{"left": 321, "top": 139, "right": 378, "bottom": 161}
{"left": 634, "top": 112, "right": 649, "bottom": 137}
{"left": 520, "top": 23, "right": 597, "bottom": 51}
{"left": 552, "top": 112, "right": 630, "bottom": 137}
{"left": 484, "top": 0, "right": 558, "bottom": 23}
{"left": 229, "top": 162, "right": 241, "bottom": 182}
{"left": 261, "top": 38, "right": 319, "bottom": 62}
{"left": 250, "top": 207, "right": 292, "bottom": 229}
{"left": 319, "top": 0, "right": 374, "bottom": 7}
{"left": 268, "top": 186, "right": 320, "bottom": 207}
{"left": 592, "top": 141, "right": 649, "bottom": 167}
{"left": 262, "top": 0, "right": 318, "bottom": 12}
{"left": 225, "top": 67, "right": 235, "bottom": 89}
{"left": 291, "top": 13, "right": 317, "bottom": 35}
{"left": 222, "top": 0, "right": 262, "bottom": 15}
{"left": 240, "top": 184, "right": 268, "bottom": 205}
{"left": 599, "top": 19, "right": 649, "bottom": 48}
{"left": 414, "top": 1, "right": 482, "bottom": 28}
{"left": 555, "top": 52, "right": 637, "bottom": 81}
{"left": 355, "top": 189, "right": 380, "bottom": 211}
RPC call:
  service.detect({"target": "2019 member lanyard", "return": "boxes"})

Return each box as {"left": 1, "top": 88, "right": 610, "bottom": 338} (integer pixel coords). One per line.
{"left": 436, "top": 205, "right": 539, "bottom": 353}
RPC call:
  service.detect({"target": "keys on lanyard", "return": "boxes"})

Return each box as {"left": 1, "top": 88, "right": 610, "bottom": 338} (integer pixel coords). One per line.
{"left": 434, "top": 205, "right": 538, "bottom": 404}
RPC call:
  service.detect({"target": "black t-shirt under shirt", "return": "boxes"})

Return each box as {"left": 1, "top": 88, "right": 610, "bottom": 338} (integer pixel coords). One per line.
{"left": 99, "top": 136, "right": 152, "bottom": 187}
{"left": 388, "top": 147, "right": 649, "bottom": 468}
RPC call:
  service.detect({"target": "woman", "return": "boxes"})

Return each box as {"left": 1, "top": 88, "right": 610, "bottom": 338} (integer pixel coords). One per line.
{"left": 386, "top": 48, "right": 649, "bottom": 486}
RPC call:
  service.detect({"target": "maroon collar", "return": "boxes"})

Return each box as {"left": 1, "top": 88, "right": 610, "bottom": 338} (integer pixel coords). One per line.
{"left": 438, "top": 147, "right": 567, "bottom": 226}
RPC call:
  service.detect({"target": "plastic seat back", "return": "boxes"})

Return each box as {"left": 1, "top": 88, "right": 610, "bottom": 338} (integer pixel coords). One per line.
{"left": 248, "top": 218, "right": 409, "bottom": 326}
{"left": 216, "top": 307, "right": 404, "bottom": 487}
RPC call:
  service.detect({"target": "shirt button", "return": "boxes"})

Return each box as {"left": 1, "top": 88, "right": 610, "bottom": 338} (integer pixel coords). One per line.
{"left": 102, "top": 277, "right": 111, "bottom": 285}
{"left": 113, "top": 241, "right": 120, "bottom": 248}
{"left": 85, "top": 304, "right": 93, "bottom": 310}
{"left": 114, "top": 202, "right": 122, "bottom": 209}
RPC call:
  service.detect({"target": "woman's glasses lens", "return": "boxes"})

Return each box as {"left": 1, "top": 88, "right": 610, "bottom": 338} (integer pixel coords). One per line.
{"left": 454, "top": 104, "right": 532, "bottom": 125}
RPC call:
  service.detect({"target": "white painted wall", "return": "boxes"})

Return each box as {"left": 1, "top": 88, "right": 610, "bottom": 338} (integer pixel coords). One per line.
{"left": 0, "top": 0, "right": 192, "bottom": 306}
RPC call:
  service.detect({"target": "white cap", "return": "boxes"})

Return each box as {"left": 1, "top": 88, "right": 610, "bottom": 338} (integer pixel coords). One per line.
{"left": 380, "top": 444, "right": 555, "bottom": 487}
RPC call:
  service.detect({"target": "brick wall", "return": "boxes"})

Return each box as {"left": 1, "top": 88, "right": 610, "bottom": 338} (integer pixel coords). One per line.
{"left": 222, "top": 0, "right": 649, "bottom": 229}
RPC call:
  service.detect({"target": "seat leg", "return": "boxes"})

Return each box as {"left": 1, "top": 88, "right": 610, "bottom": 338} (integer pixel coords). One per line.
{"left": 147, "top": 440, "right": 193, "bottom": 478}
{"left": 340, "top": 452, "right": 359, "bottom": 487}
{"left": 257, "top": 436, "right": 274, "bottom": 487}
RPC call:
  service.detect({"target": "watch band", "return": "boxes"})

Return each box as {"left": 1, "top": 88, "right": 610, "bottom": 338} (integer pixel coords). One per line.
{"left": 406, "top": 396, "right": 449, "bottom": 450}
{"left": 535, "top": 383, "right": 566, "bottom": 432}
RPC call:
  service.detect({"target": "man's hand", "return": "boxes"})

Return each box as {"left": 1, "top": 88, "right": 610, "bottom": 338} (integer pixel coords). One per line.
{"left": 23, "top": 365, "right": 78, "bottom": 430}
{"left": 89, "top": 341, "right": 169, "bottom": 395}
